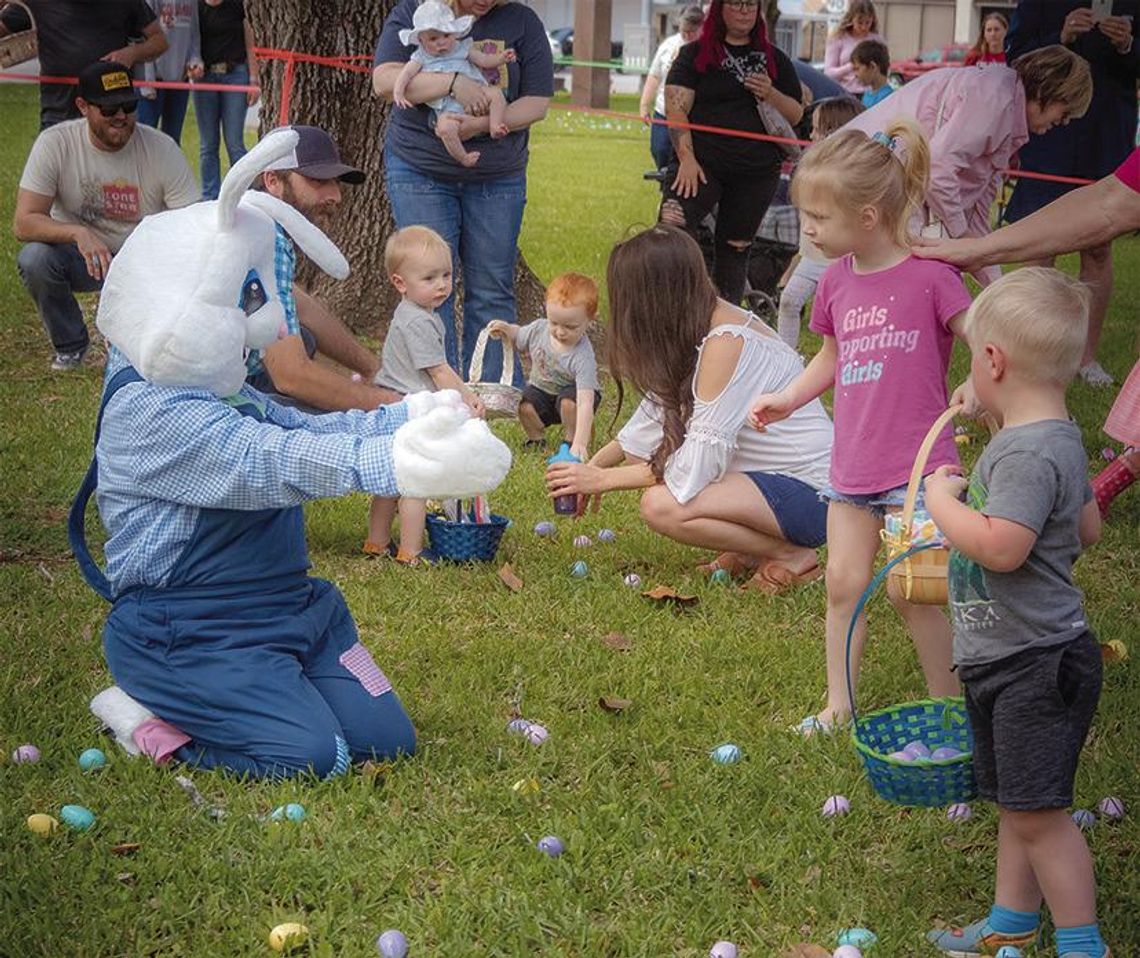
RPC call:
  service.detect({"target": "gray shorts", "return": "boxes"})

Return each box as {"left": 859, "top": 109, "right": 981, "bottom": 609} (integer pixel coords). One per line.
{"left": 959, "top": 632, "right": 1102, "bottom": 811}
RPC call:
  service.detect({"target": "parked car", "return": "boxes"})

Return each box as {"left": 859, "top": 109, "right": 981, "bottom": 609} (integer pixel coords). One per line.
{"left": 548, "top": 26, "right": 623, "bottom": 62}
{"left": 889, "top": 43, "right": 970, "bottom": 84}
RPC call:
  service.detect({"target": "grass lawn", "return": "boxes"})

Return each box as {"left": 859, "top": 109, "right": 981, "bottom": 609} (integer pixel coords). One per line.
{"left": 1, "top": 81, "right": 1138, "bottom": 957}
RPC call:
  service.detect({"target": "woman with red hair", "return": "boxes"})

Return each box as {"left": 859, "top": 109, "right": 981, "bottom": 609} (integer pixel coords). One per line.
{"left": 662, "top": 0, "right": 803, "bottom": 304}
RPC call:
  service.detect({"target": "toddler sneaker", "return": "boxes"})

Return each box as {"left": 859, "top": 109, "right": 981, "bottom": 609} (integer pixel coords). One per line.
{"left": 926, "top": 918, "right": 1038, "bottom": 957}
{"left": 362, "top": 540, "right": 399, "bottom": 558}
{"left": 1058, "top": 951, "right": 1111, "bottom": 958}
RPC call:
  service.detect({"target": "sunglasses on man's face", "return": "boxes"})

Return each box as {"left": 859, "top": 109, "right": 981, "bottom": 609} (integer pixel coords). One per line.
{"left": 97, "top": 101, "right": 138, "bottom": 117}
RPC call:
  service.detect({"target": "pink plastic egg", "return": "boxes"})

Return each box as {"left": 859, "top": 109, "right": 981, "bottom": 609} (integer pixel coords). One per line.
{"left": 947, "top": 802, "right": 973, "bottom": 822}
{"left": 524, "top": 723, "right": 549, "bottom": 746}
{"left": 1098, "top": 796, "right": 1125, "bottom": 820}
{"left": 833, "top": 947, "right": 863, "bottom": 958}
{"left": 931, "top": 746, "right": 962, "bottom": 761}
{"left": 11, "top": 744, "right": 40, "bottom": 764}
{"left": 822, "top": 795, "right": 850, "bottom": 818}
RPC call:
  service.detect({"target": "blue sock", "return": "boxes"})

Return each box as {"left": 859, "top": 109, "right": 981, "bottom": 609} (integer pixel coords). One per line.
{"left": 1054, "top": 923, "right": 1107, "bottom": 957}
{"left": 987, "top": 904, "right": 1039, "bottom": 935}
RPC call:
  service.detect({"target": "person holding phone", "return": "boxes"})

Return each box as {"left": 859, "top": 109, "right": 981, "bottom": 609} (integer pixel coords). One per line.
{"left": 1003, "top": 0, "right": 1138, "bottom": 386}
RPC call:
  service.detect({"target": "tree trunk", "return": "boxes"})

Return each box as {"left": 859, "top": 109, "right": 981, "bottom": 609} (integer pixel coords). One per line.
{"left": 244, "top": 0, "right": 547, "bottom": 338}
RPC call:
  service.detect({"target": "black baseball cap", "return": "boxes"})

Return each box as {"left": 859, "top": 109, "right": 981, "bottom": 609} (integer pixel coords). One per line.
{"left": 262, "top": 125, "right": 366, "bottom": 184}
{"left": 77, "top": 61, "right": 138, "bottom": 108}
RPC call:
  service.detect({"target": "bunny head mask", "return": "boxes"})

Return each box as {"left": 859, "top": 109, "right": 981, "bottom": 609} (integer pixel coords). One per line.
{"left": 96, "top": 129, "right": 350, "bottom": 398}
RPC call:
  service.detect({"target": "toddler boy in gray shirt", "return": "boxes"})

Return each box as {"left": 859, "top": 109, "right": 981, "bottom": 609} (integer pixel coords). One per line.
{"left": 925, "top": 269, "right": 1109, "bottom": 958}
{"left": 367, "top": 226, "right": 483, "bottom": 564}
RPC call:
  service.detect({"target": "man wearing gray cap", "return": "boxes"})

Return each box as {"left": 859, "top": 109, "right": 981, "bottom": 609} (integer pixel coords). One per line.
{"left": 248, "top": 124, "right": 399, "bottom": 411}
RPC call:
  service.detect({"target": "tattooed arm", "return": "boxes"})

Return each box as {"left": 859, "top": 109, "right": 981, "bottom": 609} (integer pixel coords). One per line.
{"left": 664, "top": 84, "right": 705, "bottom": 199}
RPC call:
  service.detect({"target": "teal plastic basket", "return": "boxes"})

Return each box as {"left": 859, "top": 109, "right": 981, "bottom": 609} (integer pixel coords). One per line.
{"left": 425, "top": 513, "right": 508, "bottom": 563}
{"left": 846, "top": 547, "right": 977, "bottom": 807}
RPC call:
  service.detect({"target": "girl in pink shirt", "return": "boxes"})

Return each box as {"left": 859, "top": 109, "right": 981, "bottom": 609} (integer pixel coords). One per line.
{"left": 750, "top": 119, "right": 976, "bottom": 734}
{"left": 823, "top": 0, "right": 887, "bottom": 94}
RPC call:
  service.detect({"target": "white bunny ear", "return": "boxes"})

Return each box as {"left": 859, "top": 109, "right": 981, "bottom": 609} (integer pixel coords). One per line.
{"left": 216, "top": 129, "right": 300, "bottom": 231}
{"left": 240, "top": 191, "right": 350, "bottom": 280}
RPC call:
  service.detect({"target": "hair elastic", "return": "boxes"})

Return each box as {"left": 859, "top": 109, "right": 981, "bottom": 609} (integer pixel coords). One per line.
{"left": 871, "top": 130, "right": 906, "bottom": 164}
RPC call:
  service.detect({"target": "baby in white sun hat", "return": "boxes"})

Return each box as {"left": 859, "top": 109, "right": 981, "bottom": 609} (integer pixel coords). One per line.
{"left": 393, "top": 0, "right": 517, "bottom": 167}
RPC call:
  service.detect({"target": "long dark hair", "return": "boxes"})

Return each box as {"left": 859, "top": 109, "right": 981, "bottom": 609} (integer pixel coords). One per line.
{"left": 694, "top": 0, "right": 778, "bottom": 78}
{"left": 606, "top": 226, "right": 719, "bottom": 480}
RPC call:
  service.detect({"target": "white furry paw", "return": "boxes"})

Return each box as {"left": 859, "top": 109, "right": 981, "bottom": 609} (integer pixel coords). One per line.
{"left": 90, "top": 686, "right": 154, "bottom": 757}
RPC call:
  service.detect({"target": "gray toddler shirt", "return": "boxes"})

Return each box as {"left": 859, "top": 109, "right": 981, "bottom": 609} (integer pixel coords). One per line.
{"left": 515, "top": 318, "right": 599, "bottom": 396}
{"left": 375, "top": 299, "right": 448, "bottom": 395}
{"left": 949, "top": 419, "right": 1093, "bottom": 667}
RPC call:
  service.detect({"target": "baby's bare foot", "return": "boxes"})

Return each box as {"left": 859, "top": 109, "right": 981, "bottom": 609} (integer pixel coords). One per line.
{"left": 490, "top": 122, "right": 510, "bottom": 139}
{"left": 460, "top": 150, "right": 481, "bottom": 167}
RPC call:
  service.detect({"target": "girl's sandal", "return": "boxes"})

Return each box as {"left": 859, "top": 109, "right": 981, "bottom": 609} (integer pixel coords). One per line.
{"left": 394, "top": 548, "right": 439, "bottom": 567}
{"left": 362, "top": 541, "right": 399, "bottom": 559}
{"left": 741, "top": 560, "right": 823, "bottom": 595}
{"left": 696, "top": 551, "right": 757, "bottom": 579}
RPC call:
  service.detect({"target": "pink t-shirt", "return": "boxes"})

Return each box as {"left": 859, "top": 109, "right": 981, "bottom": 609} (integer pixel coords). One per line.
{"left": 1115, "top": 148, "right": 1140, "bottom": 193}
{"left": 809, "top": 255, "right": 973, "bottom": 494}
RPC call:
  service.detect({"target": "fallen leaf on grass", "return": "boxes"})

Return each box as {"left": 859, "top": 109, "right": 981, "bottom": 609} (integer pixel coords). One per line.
{"left": 111, "top": 842, "right": 141, "bottom": 856}
{"left": 641, "top": 585, "right": 699, "bottom": 608}
{"left": 115, "top": 872, "right": 135, "bottom": 885}
{"left": 601, "top": 631, "right": 632, "bottom": 651}
{"left": 1101, "top": 639, "right": 1128, "bottom": 663}
{"left": 779, "top": 945, "right": 829, "bottom": 958}
{"left": 497, "top": 563, "right": 523, "bottom": 592}
{"left": 598, "top": 696, "right": 632, "bottom": 713}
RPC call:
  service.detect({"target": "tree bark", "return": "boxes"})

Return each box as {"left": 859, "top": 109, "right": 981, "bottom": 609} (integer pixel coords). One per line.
{"left": 244, "top": 0, "right": 547, "bottom": 338}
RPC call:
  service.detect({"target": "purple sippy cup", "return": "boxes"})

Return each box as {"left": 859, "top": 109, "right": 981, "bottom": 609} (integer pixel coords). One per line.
{"left": 547, "top": 442, "right": 581, "bottom": 516}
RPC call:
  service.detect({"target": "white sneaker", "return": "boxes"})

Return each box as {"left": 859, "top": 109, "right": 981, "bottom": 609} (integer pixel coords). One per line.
{"left": 90, "top": 686, "right": 155, "bottom": 756}
{"left": 1079, "top": 361, "right": 1114, "bottom": 386}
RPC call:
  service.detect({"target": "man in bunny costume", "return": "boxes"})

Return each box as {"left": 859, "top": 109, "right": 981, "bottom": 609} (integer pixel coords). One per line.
{"left": 71, "top": 129, "right": 511, "bottom": 779}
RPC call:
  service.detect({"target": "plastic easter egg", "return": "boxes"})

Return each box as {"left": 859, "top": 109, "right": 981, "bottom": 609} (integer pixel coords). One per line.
{"left": 524, "top": 723, "right": 549, "bottom": 746}
{"left": 511, "top": 777, "right": 540, "bottom": 795}
{"left": 1098, "top": 796, "right": 1125, "bottom": 820}
{"left": 887, "top": 750, "right": 912, "bottom": 763}
{"left": 376, "top": 928, "right": 409, "bottom": 958}
{"left": 270, "top": 803, "right": 306, "bottom": 823}
{"left": 26, "top": 813, "right": 58, "bottom": 836}
{"left": 623, "top": 573, "right": 641, "bottom": 588}
{"left": 710, "top": 743, "right": 741, "bottom": 765}
{"left": 1101, "top": 446, "right": 1116, "bottom": 461}
{"left": 946, "top": 802, "right": 973, "bottom": 823}
{"left": 822, "top": 795, "right": 850, "bottom": 818}
{"left": 268, "top": 922, "right": 309, "bottom": 952}
{"left": 573, "top": 535, "right": 592, "bottom": 548}
{"left": 506, "top": 718, "right": 532, "bottom": 735}
{"left": 597, "top": 528, "right": 616, "bottom": 542}
{"left": 930, "top": 746, "right": 962, "bottom": 761}
{"left": 537, "top": 835, "right": 565, "bottom": 857}
{"left": 833, "top": 947, "right": 863, "bottom": 958}
{"left": 78, "top": 747, "right": 107, "bottom": 771}
{"left": 994, "top": 948, "right": 1024, "bottom": 958}
{"left": 709, "top": 941, "right": 738, "bottom": 958}
{"left": 534, "top": 521, "right": 556, "bottom": 537}
{"left": 571, "top": 560, "right": 588, "bottom": 578}
{"left": 837, "top": 927, "right": 877, "bottom": 948}
{"left": 1072, "top": 808, "right": 1096, "bottom": 830}
{"left": 11, "top": 744, "right": 40, "bottom": 764}
{"left": 903, "top": 740, "right": 931, "bottom": 760}
{"left": 710, "top": 569, "right": 732, "bottom": 585}
{"left": 60, "top": 804, "right": 96, "bottom": 832}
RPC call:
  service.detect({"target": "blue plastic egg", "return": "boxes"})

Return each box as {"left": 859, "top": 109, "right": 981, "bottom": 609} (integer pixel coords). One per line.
{"left": 994, "top": 948, "right": 1024, "bottom": 958}
{"left": 60, "top": 804, "right": 96, "bottom": 832}
{"left": 710, "top": 743, "right": 741, "bottom": 765}
{"left": 571, "top": 560, "right": 588, "bottom": 578}
{"left": 376, "top": 929, "right": 408, "bottom": 958}
{"left": 270, "top": 803, "right": 306, "bottom": 823}
{"left": 78, "top": 747, "right": 107, "bottom": 771}
{"left": 1072, "top": 808, "right": 1096, "bottom": 830}
{"left": 710, "top": 569, "right": 732, "bottom": 585}
{"left": 537, "top": 834, "right": 565, "bottom": 857}
{"left": 533, "top": 521, "right": 556, "bottom": 537}
{"left": 837, "top": 927, "right": 878, "bottom": 948}
{"left": 597, "top": 528, "right": 616, "bottom": 542}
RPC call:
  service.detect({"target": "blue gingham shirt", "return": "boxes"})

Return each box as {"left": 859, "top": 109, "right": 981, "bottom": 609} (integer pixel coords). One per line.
{"left": 96, "top": 348, "right": 408, "bottom": 595}
{"left": 244, "top": 226, "right": 298, "bottom": 376}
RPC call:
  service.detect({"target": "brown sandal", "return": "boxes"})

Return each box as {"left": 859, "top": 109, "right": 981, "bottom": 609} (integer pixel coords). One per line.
{"left": 742, "top": 561, "right": 823, "bottom": 595}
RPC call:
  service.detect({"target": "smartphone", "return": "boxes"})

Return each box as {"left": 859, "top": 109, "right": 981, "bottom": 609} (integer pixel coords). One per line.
{"left": 1090, "top": 0, "right": 1113, "bottom": 23}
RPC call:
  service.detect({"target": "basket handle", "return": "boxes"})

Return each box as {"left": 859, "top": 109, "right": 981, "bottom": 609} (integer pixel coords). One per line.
{"left": 899, "top": 403, "right": 962, "bottom": 539}
{"left": 3, "top": 0, "right": 35, "bottom": 27}
{"left": 468, "top": 325, "right": 515, "bottom": 386}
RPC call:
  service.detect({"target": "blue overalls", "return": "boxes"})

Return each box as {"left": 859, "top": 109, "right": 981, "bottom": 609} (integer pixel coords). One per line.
{"left": 70, "top": 367, "right": 416, "bottom": 779}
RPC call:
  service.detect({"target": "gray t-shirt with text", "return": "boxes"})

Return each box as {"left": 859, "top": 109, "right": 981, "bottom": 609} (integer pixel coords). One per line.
{"left": 375, "top": 299, "right": 447, "bottom": 395}
{"left": 515, "top": 318, "right": 599, "bottom": 396}
{"left": 949, "top": 420, "right": 1093, "bottom": 666}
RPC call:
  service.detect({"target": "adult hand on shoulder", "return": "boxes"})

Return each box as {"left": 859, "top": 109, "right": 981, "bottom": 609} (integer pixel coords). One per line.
{"left": 1061, "top": 7, "right": 1095, "bottom": 44}
{"left": 925, "top": 464, "right": 967, "bottom": 502}
{"left": 748, "top": 390, "right": 793, "bottom": 431}
{"left": 453, "top": 75, "right": 492, "bottom": 116}
{"left": 75, "top": 228, "right": 113, "bottom": 282}
{"left": 912, "top": 235, "right": 989, "bottom": 274}
{"left": 1098, "top": 15, "right": 1134, "bottom": 52}
{"left": 671, "top": 155, "right": 706, "bottom": 199}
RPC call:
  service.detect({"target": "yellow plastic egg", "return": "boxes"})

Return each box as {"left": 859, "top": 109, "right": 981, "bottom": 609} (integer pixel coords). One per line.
{"left": 27, "top": 813, "right": 58, "bottom": 836}
{"left": 268, "top": 922, "right": 309, "bottom": 952}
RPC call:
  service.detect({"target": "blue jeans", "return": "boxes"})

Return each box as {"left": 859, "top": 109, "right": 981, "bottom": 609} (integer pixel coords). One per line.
{"left": 384, "top": 147, "right": 527, "bottom": 383}
{"left": 649, "top": 110, "right": 674, "bottom": 171}
{"left": 193, "top": 63, "right": 250, "bottom": 200}
{"left": 137, "top": 88, "right": 192, "bottom": 145}
{"left": 17, "top": 242, "right": 102, "bottom": 352}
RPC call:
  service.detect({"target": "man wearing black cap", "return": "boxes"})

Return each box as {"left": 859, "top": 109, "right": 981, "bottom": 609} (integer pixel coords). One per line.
{"left": 13, "top": 61, "right": 197, "bottom": 370}
{"left": 246, "top": 124, "right": 400, "bottom": 412}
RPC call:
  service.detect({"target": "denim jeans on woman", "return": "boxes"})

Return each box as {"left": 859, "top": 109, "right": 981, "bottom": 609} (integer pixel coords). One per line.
{"left": 193, "top": 63, "right": 250, "bottom": 200}
{"left": 383, "top": 147, "right": 526, "bottom": 385}
{"left": 137, "top": 89, "right": 192, "bottom": 145}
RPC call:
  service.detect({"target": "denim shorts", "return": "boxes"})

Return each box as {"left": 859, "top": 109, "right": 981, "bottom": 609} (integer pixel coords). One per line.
{"left": 745, "top": 472, "right": 828, "bottom": 548}
{"left": 819, "top": 480, "right": 922, "bottom": 518}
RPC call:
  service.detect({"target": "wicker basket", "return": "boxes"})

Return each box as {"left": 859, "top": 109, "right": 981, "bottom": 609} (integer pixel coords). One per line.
{"left": 0, "top": 2, "right": 37, "bottom": 69}
{"left": 883, "top": 404, "right": 960, "bottom": 605}
{"left": 426, "top": 513, "right": 509, "bottom": 563}
{"left": 844, "top": 548, "right": 977, "bottom": 807}
{"left": 467, "top": 327, "right": 520, "bottom": 421}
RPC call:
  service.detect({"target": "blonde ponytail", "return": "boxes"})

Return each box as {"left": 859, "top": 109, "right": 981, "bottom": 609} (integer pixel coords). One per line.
{"left": 882, "top": 116, "right": 929, "bottom": 245}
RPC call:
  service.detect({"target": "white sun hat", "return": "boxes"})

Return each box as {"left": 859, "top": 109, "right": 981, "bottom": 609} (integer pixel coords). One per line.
{"left": 398, "top": 1, "right": 475, "bottom": 46}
